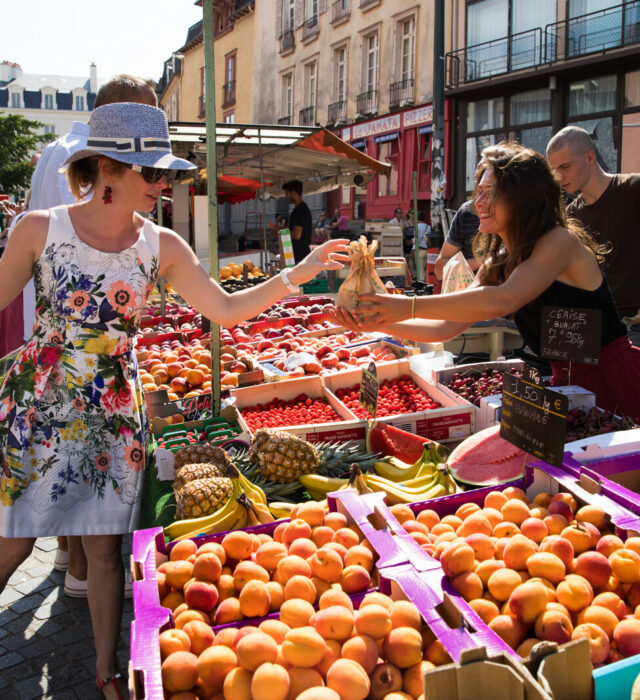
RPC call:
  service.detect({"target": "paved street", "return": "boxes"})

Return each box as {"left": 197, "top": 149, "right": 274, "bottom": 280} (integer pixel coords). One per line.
{"left": 0, "top": 538, "right": 133, "bottom": 700}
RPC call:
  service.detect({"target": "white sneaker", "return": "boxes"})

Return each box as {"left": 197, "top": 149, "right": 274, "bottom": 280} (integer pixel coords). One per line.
{"left": 64, "top": 571, "right": 88, "bottom": 598}
{"left": 53, "top": 548, "right": 69, "bottom": 572}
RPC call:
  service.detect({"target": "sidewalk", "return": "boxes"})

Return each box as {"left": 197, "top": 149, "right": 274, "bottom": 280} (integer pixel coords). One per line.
{"left": 0, "top": 537, "right": 134, "bottom": 700}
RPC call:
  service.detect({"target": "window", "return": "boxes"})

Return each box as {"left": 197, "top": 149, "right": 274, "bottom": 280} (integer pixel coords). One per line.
{"left": 510, "top": 88, "right": 550, "bottom": 125}
{"left": 305, "top": 61, "right": 317, "bottom": 108}
{"left": 75, "top": 95, "right": 85, "bottom": 111}
{"left": 43, "top": 93, "right": 54, "bottom": 110}
{"left": 568, "top": 75, "right": 616, "bottom": 116}
{"left": 306, "top": 0, "right": 318, "bottom": 22}
{"left": 224, "top": 52, "right": 236, "bottom": 106}
{"left": 364, "top": 32, "right": 379, "bottom": 92}
{"left": 417, "top": 131, "right": 432, "bottom": 192}
{"left": 467, "top": 98, "right": 504, "bottom": 132}
{"left": 223, "top": 111, "right": 235, "bottom": 123}
{"left": 285, "top": 0, "right": 295, "bottom": 31}
{"left": 282, "top": 72, "right": 293, "bottom": 119}
{"left": 43, "top": 124, "right": 56, "bottom": 135}
{"left": 626, "top": 70, "right": 640, "bottom": 108}
{"left": 377, "top": 139, "right": 399, "bottom": 197}
{"left": 398, "top": 17, "right": 415, "bottom": 83}
{"left": 334, "top": 46, "right": 347, "bottom": 102}
{"left": 10, "top": 92, "right": 20, "bottom": 108}
{"left": 199, "top": 67, "right": 206, "bottom": 116}
{"left": 570, "top": 117, "right": 617, "bottom": 172}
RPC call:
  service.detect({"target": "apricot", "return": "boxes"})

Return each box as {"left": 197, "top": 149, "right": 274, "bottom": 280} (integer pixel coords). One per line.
{"left": 520, "top": 518, "right": 548, "bottom": 543}
{"left": 540, "top": 534, "right": 574, "bottom": 570}
{"left": 277, "top": 555, "right": 313, "bottom": 584}
{"left": 233, "top": 561, "right": 269, "bottom": 591}
{"left": 259, "top": 619, "right": 290, "bottom": 645}
{"left": 184, "top": 580, "right": 218, "bottom": 612}
{"left": 266, "top": 581, "right": 285, "bottom": 611}
{"left": 221, "top": 530, "right": 252, "bottom": 560}
{"left": 529, "top": 506, "right": 549, "bottom": 519}
{"left": 544, "top": 513, "right": 570, "bottom": 535}
{"left": 556, "top": 574, "right": 594, "bottom": 612}
{"left": 480, "top": 508, "right": 503, "bottom": 529}
{"left": 165, "top": 560, "right": 194, "bottom": 590}
{"left": 493, "top": 522, "right": 520, "bottom": 538}
{"left": 561, "top": 524, "right": 593, "bottom": 554}
{"left": 487, "top": 568, "right": 523, "bottom": 602}
{"left": 327, "top": 658, "right": 370, "bottom": 700}
{"left": 440, "top": 542, "right": 475, "bottom": 578}
{"left": 213, "top": 597, "right": 242, "bottom": 625}
{"left": 174, "top": 609, "right": 211, "bottom": 629}
{"left": 484, "top": 490, "right": 509, "bottom": 510}
{"left": 324, "top": 512, "right": 348, "bottom": 531}
{"left": 424, "top": 639, "right": 452, "bottom": 665}
{"left": 170, "top": 539, "right": 198, "bottom": 561}
{"left": 284, "top": 574, "right": 317, "bottom": 604}
{"left": 283, "top": 519, "right": 313, "bottom": 546}
{"left": 469, "top": 598, "right": 500, "bottom": 625}
{"left": 297, "top": 689, "right": 341, "bottom": 700}
{"left": 624, "top": 537, "right": 640, "bottom": 556}
{"left": 535, "top": 609, "right": 574, "bottom": 644}
{"left": 451, "top": 571, "right": 483, "bottom": 602}
{"left": 162, "top": 650, "right": 199, "bottom": 693}
{"left": 508, "top": 581, "right": 549, "bottom": 625}
{"left": 251, "top": 662, "right": 290, "bottom": 700}
{"left": 223, "top": 667, "right": 252, "bottom": 700}
{"left": 159, "top": 628, "right": 191, "bottom": 660}
{"left": 323, "top": 542, "right": 348, "bottom": 563}
{"left": 311, "top": 604, "right": 353, "bottom": 641}
{"left": 501, "top": 499, "right": 530, "bottom": 525}
{"left": 333, "top": 527, "right": 361, "bottom": 550}
{"left": 295, "top": 500, "right": 326, "bottom": 527}
{"left": 441, "top": 514, "right": 463, "bottom": 530}
{"left": 181, "top": 620, "right": 215, "bottom": 656}
{"left": 314, "top": 638, "right": 342, "bottom": 677}
{"left": 574, "top": 551, "right": 612, "bottom": 589}
{"left": 475, "top": 559, "right": 505, "bottom": 586}
{"left": 572, "top": 623, "right": 610, "bottom": 664}
{"left": 312, "top": 526, "right": 337, "bottom": 548}
{"left": 592, "top": 591, "right": 627, "bottom": 619}
{"left": 355, "top": 603, "right": 392, "bottom": 640}
{"left": 191, "top": 552, "right": 223, "bottom": 583}
{"left": 344, "top": 545, "right": 375, "bottom": 573}
{"left": 502, "top": 534, "right": 537, "bottom": 570}
{"left": 614, "top": 618, "right": 640, "bottom": 657}
{"left": 197, "top": 645, "right": 237, "bottom": 690}
{"left": 527, "top": 577, "right": 557, "bottom": 602}
{"left": 319, "top": 588, "right": 354, "bottom": 611}
{"left": 289, "top": 538, "right": 318, "bottom": 560}
{"left": 488, "top": 615, "right": 528, "bottom": 650}
{"left": 431, "top": 523, "right": 455, "bottom": 536}
{"left": 235, "top": 630, "right": 278, "bottom": 671}
{"left": 273, "top": 521, "right": 288, "bottom": 543}
{"left": 287, "top": 668, "right": 325, "bottom": 700}
{"left": 383, "top": 627, "right": 424, "bottom": 668}
{"left": 503, "top": 486, "right": 528, "bottom": 502}
{"left": 516, "top": 638, "right": 541, "bottom": 658}
{"left": 457, "top": 512, "right": 493, "bottom": 537}
{"left": 341, "top": 634, "right": 379, "bottom": 674}
{"left": 403, "top": 660, "right": 435, "bottom": 698}
{"left": 282, "top": 626, "right": 327, "bottom": 667}
{"left": 575, "top": 504, "right": 608, "bottom": 530}
{"left": 280, "top": 598, "right": 316, "bottom": 628}
{"left": 360, "top": 591, "right": 394, "bottom": 610}
{"left": 231, "top": 626, "right": 259, "bottom": 651}
{"left": 255, "top": 541, "right": 288, "bottom": 571}
{"left": 596, "top": 535, "right": 624, "bottom": 558}
{"left": 610, "top": 548, "right": 640, "bottom": 584}
{"left": 236, "top": 579, "right": 270, "bottom": 618}
{"left": 390, "top": 504, "right": 416, "bottom": 524}
{"left": 416, "top": 509, "right": 440, "bottom": 529}
{"left": 576, "top": 605, "right": 618, "bottom": 639}
{"left": 212, "top": 627, "right": 236, "bottom": 648}
{"left": 389, "top": 600, "right": 422, "bottom": 631}
{"left": 525, "top": 552, "right": 566, "bottom": 585}
{"left": 340, "top": 564, "right": 371, "bottom": 593}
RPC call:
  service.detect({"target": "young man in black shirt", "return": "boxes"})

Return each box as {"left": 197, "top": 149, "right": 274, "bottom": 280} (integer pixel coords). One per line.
{"left": 270, "top": 180, "right": 312, "bottom": 263}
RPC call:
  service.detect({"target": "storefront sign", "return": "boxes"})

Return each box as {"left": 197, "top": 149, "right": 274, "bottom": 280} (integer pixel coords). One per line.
{"left": 500, "top": 367, "right": 568, "bottom": 467}
{"left": 404, "top": 105, "right": 434, "bottom": 128}
{"left": 539, "top": 306, "right": 602, "bottom": 365}
{"left": 351, "top": 114, "right": 401, "bottom": 140}
{"left": 373, "top": 132, "right": 399, "bottom": 144}
{"left": 359, "top": 362, "right": 379, "bottom": 418}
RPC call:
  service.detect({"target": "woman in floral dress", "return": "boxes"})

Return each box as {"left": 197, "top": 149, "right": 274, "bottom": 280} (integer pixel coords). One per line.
{"left": 0, "top": 103, "right": 348, "bottom": 699}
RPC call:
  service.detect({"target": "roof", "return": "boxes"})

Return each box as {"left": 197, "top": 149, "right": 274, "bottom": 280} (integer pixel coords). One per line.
{"left": 168, "top": 122, "right": 391, "bottom": 195}
{"left": 5, "top": 73, "right": 94, "bottom": 92}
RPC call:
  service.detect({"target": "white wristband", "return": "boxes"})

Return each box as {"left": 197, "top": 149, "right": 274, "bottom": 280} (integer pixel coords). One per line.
{"left": 280, "top": 267, "right": 301, "bottom": 293}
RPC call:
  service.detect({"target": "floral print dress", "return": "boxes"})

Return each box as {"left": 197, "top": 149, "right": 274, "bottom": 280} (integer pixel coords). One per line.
{"left": 0, "top": 205, "right": 159, "bottom": 536}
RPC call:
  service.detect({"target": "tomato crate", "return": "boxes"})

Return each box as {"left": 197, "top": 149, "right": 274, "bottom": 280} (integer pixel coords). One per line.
{"left": 324, "top": 359, "right": 473, "bottom": 443}
{"left": 230, "top": 375, "right": 367, "bottom": 445}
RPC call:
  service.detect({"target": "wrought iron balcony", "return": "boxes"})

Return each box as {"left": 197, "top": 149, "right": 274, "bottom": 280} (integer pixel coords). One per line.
{"left": 389, "top": 78, "right": 415, "bottom": 107}
{"left": 277, "top": 115, "right": 292, "bottom": 125}
{"left": 299, "top": 105, "right": 316, "bottom": 126}
{"left": 356, "top": 89, "right": 378, "bottom": 116}
{"left": 302, "top": 15, "right": 319, "bottom": 40}
{"left": 222, "top": 80, "right": 236, "bottom": 107}
{"left": 332, "top": 0, "right": 350, "bottom": 23}
{"left": 280, "top": 29, "right": 295, "bottom": 53}
{"left": 445, "top": 0, "right": 640, "bottom": 89}
{"left": 327, "top": 100, "right": 346, "bottom": 125}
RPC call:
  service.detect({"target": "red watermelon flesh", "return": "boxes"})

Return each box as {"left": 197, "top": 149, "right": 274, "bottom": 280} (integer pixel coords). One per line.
{"left": 366, "top": 423, "right": 431, "bottom": 464}
{"left": 448, "top": 425, "right": 529, "bottom": 486}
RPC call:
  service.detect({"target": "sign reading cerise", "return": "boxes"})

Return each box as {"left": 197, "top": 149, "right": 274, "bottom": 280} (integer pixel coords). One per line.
{"left": 540, "top": 306, "right": 602, "bottom": 365}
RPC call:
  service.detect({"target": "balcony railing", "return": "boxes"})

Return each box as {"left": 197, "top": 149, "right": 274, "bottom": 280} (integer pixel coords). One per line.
{"left": 280, "top": 28, "right": 295, "bottom": 53}
{"left": 302, "top": 15, "right": 319, "bottom": 40}
{"left": 277, "top": 115, "right": 292, "bottom": 125}
{"left": 299, "top": 105, "right": 316, "bottom": 126}
{"left": 198, "top": 95, "right": 205, "bottom": 117}
{"left": 446, "top": 0, "right": 640, "bottom": 88}
{"left": 389, "top": 78, "right": 415, "bottom": 107}
{"left": 359, "top": 0, "right": 378, "bottom": 8}
{"left": 222, "top": 80, "right": 236, "bottom": 107}
{"left": 356, "top": 89, "right": 378, "bottom": 116}
{"left": 332, "top": 0, "right": 350, "bottom": 23}
{"left": 327, "top": 100, "right": 346, "bottom": 124}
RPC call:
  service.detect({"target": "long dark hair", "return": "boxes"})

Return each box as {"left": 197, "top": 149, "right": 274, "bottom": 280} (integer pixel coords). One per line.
{"left": 472, "top": 144, "right": 607, "bottom": 286}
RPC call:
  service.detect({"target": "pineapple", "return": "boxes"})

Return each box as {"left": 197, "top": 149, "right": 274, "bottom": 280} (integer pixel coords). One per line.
{"left": 174, "top": 476, "right": 233, "bottom": 519}
{"left": 174, "top": 462, "right": 228, "bottom": 492}
{"left": 174, "top": 444, "right": 231, "bottom": 470}
{"left": 247, "top": 429, "right": 321, "bottom": 483}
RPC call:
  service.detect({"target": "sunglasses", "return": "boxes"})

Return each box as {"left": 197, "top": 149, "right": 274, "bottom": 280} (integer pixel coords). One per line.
{"left": 125, "top": 163, "right": 173, "bottom": 183}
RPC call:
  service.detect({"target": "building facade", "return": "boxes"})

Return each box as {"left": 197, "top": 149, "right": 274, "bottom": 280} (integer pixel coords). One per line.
{"left": 0, "top": 61, "right": 98, "bottom": 138}
{"left": 446, "top": 0, "right": 640, "bottom": 205}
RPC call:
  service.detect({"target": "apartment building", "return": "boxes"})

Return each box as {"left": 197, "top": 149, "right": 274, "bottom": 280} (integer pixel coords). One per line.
{"left": 446, "top": 0, "right": 640, "bottom": 204}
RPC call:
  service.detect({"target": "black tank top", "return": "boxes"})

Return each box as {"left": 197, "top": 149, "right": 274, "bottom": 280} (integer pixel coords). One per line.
{"left": 513, "top": 277, "right": 626, "bottom": 356}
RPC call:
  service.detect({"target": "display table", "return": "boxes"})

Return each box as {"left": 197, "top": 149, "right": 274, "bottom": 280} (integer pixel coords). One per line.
{"left": 443, "top": 318, "right": 522, "bottom": 361}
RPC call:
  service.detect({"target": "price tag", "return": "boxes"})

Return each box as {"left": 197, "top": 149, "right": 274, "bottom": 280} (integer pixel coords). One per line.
{"left": 540, "top": 306, "right": 602, "bottom": 365}
{"left": 500, "top": 369, "right": 568, "bottom": 467}
{"left": 283, "top": 351, "right": 316, "bottom": 371}
{"left": 359, "top": 362, "right": 379, "bottom": 418}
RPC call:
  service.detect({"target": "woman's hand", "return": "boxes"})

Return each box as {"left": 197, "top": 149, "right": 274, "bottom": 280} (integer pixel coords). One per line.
{"left": 290, "top": 238, "right": 351, "bottom": 285}
{"left": 352, "top": 293, "right": 414, "bottom": 325}
{"left": 334, "top": 306, "right": 378, "bottom": 331}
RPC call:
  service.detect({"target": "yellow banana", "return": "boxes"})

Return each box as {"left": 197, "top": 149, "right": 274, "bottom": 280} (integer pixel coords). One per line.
{"left": 373, "top": 456, "right": 418, "bottom": 481}
{"left": 363, "top": 470, "right": 446, "bottom": 505}
{"left": 247, "top": 497, "right": 276, "bottom": 524}
{"left": 238, "top": 472, "right": 268, "bottom": 506}
{"left": 365, "top": 470, "right": 442, "bottom": 495}
{"left": 268, "top": 501, "right": 296, "bottom": 519}
{"left": 299, "top": 474, "right": 348, "bottom": 500}
{"left": 348, "top": 464, "right": 374, "bottom": 495}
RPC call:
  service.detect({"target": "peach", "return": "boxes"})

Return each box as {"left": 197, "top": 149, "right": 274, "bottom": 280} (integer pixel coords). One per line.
{"left": 369, "top": 663, "right": 403, "bottom": 700}
{"left": 592, "top": 591, "right": 627, "bottom": 619}
{"left": 440, "top": 542, "right": 475, "bottom": 578}
{"left": 469, "top": 598, "right": 500, "bottom": 625}
{"left": 475, "top": 559, "right": 505, "bottom": 586}
{"left": 561, "top": 524, "right": 593, "bottom": 554}
{"left": 389, "top": 600, "right": 422, "bottom": 631}
{"left": 251, "top": 662, "right": 290, "bottom": 700}
{"left": 340, "top": 565, "right": 371, "bottom": 593}
{"left": 573, "top": 551, "right": 612, "bottom": 589}
{"left": 282, "top": 626, "right": 327, "bottom": 667}
{"left": 213, "top": 597, "right": 242, "bottom": 625}
{"left": 312, "top": 526, "right": 336, "bottom": 548}
{"left": 223, "top": 667, "right": 252, "bottom": 700}
{"left": 502, "top": 534, "right": 537, "bottom": 570}
{"left": 319, "top": 588, "right": 354, "bottom": 611}
{"left": 159, "top": 628, "right": 191, "bottom": 660}
{"left": 543, "top": 513, "right": 570, "bottom": 535}
{"left": 197, "top": 644, "right": 237, "bottom": 690}
{"left": 457, "top": 512, "right": 493, "bottom": 537}
{"left": 170, "top": 539, "right": 198, "bottom": 561}
{"left": 501, "top": 499, "right": 530, "bottom": 525}
{"left": 488, "top": 615, "right": 528, "bottom": 650}
{"left": 451, "top": 571, "right": 483, "bottom": 602}
{"left": 296, "top": 501, "right": 326, "bottom": 527}
{"left": 534, "top": 609, "right": 573, "bottom": 643}
{"left": 571, "top": 623, "right": 610, "bottom": 664}
{"left": 327, "top": 658, "right": 370, "bottom": 700}
{"left": 297, "top": 690, "right": 341, "bottom": 700}
{"left": 313, "top": 604, "right": 354, "bottom": 641}
{"left": 556, "top": 574, "right": 594, "bottom": 613}
{"left": 324, "top": 512, "right": 348, "bottom": 531}
{"left": 221, "top": 530, "right": 252, "bottom": 561}
{"left": 547, "top": 499, "right": 574, "bottom": 522}
{"left": 162, "top": 650, "right": 199, "bottom": 693}
{"left": 525, "top": 552, "right": 566, "bottom": 585}
{"left": 508, "top": 581, "right": 549, "bottom": 624}
{"left": 184, "top": 580, "right": 218, "bottom": 612}
{"left": 610, "top": 548, "right": 640, "bottom": 583}
{"left": 164, "top": 560, "right": 194, "bottom": 590}
{"left": 287, "top": 668, "right": 325, "bottom": 700}
{"left": 277, "top": 555, "right": 313, "bottom": 584}
{"left": 417, "top": 509, "right": 440, "bottom": 529}
{"left": 344, "top": 545, "right": 375, "bottom": 573}
{"left": 596, "top": 535, "right": 624, "bottom": 558}
{"left": 516, "top": 639, "right": 541, "bottom": 658}
{"left": 355, "top": 603, "right": 392, "bottom": 640}
{"left": 520, "top": 518, "right": 548, "bottom": 543}
{"left": 576, "top": 605, "right": 618, "bottom": 639}
{"left": 342, "top": 634, "right": 379, "bottom": 674}
{"left": 540, "top": 534, "right": 574, "bottom": 570}
{"left": 255, "top": 541, "right": 288, "bottom": 571}
{"left": 280, "top": 598, "right": 316, "bottom": 628}
{"left": 484, "top": 490, "right": 509, "bottom": 510}
{"left": 236, "top": 630, "right": 278, "bottom": 671}
{"left": 614, "top": 618, "right": 640, "bottom": 657}
{"left": 488, "top": 568, "right": 522, "bottom": 602}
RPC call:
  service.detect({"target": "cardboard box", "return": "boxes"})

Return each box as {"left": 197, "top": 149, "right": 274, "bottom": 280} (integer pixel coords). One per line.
{"left": 324, "top": 359, "right": 473, "bottom": 443}
{"left": 565, "top": 428, "right": 640, "bottom": 464}
{"left": 552, "top": 385, "right": 596, "bottom": 412}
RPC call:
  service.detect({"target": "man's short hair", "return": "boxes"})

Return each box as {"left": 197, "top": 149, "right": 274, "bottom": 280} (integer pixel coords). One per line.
{"left": 94, "top": 74, "right": 157, "bottom": 109}
{"left": 282, "top": 180, "right": 303, "bottom": 195}
{"left": 546, "top": 125, "right": 596, "bottom": 156}
{"left": 417, "top": 211, "right": 427, "bottom": 222}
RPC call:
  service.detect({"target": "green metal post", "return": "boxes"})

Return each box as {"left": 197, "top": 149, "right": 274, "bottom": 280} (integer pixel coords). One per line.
{"left": 203, "top": 0, "right": 221, "bottom": 416}
{"left": 157, "top": 196, "right": 166, "bottom": 315}
{"left": 412, "top": 172, "right": 421, "bottom": 282}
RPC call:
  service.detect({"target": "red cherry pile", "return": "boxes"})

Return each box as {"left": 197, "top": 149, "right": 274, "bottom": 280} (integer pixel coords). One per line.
{"left": 566, "top": 407, "right": 637, "bottom": 442}
{"left": 241, "top": 394, "right": 342, "bottom": 430}
{"left": 335, "top": 375, "right": 441, "bottom": 418}
{"left": 444, "top": 368, "right": 523, "bottom": 407}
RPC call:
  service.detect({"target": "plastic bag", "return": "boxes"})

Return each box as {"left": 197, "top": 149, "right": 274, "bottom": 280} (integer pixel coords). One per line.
{"left": 441, "top": 251, "right": 475, "bottom": 294}
{"left": 336, "top": 236, "right": 387, "bottom": 312}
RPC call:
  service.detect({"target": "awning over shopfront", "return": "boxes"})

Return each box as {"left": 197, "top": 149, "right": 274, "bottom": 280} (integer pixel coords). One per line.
{"left": 167, "top": 122, "right": 391, "bottom": 196}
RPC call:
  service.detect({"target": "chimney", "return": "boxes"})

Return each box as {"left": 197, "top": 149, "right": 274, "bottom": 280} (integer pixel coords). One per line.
{"left": 90, "top": 62, "right": 97, "bottom": 93}
{"left": 0, "top": 61, "right": 22, "bottom": 83}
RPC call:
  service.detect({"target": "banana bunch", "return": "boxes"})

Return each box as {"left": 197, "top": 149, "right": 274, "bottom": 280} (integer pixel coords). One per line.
{"left": 299, "top": 473, "right": 349, "bottom": 500}
{"left": 373, "top": 442, "right": 450, "bottom": 482}
{"left": 363, "top": 463, "right": 456, "bottom": 505}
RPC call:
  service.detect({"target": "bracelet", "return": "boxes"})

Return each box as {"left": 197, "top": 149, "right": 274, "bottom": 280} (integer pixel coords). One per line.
{"left": 411, "top": 296, "right": 416, "bottom": 319}
{"left": 279, "top": 267, "right": 301, "bottom": 293}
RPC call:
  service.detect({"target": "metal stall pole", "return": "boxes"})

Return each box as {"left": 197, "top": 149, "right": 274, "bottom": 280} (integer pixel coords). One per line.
{"left": 430, "top": 0, "right": 446, "bottom": 242}
{"left": 412, "top": 172, "right": 421, "bottom": 282}
{"left": 203, "top": 0, "right": 221, "bottom": 416}
{"left": 157, "top": 196, "right": 167, "bottom": 315}
{"left": 258, "top": 129, "right": 268, "bottom": 273}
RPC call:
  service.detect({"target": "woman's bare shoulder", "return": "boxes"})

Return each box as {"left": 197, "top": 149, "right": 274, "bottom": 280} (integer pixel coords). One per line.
{"left": 10, "top": 210, "right": 50, "bottom": 242}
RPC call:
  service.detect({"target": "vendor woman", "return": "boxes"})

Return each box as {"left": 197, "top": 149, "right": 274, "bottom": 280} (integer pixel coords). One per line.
{"left": 336, "top": 143, "right": 640, "bottom": 422}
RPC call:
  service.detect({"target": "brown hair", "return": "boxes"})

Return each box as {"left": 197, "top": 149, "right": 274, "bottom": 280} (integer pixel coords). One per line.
{"left": 94, "top": 74, "right": 157, "bottom": 108}
{"left": 67, "top": 156, "right": 126, "bottom": 200}
{"left": 472, "top": 143, "right": 608, "bottom": 286}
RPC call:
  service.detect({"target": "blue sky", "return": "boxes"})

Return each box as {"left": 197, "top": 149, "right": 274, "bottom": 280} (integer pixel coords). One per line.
{"left": 5, "top": 0, "right": 203, "bottom": 84}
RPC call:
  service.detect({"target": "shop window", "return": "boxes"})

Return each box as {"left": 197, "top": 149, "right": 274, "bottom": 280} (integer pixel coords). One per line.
{"left": 622, "top": 113, "right": 640, "bottom": 172}
{"left": 568, "top": 75, "right": 616, "bottom": 116}
{"left": 467, "top": 98, "right": 504, "bottom": 132}
{"left": 568, "top": 117, "right": 617, "bottom": 172}
{"left": 377, "top": 139, "right": 399, "bottom": 197}
{"left": 625, "top": 70, "right": 640, "bottom": 108}
{"left": 509, "top": 125, "right": 554, "bottom": 155}
{"left": 510, "top": 88, "right": 550, "bottom": 125}
{"left": 465, "top": 133, "right": 506, "bottom": 192}
{"left": 417, "top": 131, "right": 432, "bottom": 192}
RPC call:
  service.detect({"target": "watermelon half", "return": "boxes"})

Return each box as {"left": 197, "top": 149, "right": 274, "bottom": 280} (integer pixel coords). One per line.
{"left": 366, "top": 423, "right": 434, "bottom": 465}
{"left": 447, "top": 425, "right": 530, "bottom": 486}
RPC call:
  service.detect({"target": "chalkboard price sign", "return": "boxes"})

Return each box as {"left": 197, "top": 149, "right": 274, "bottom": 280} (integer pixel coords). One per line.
{"left": 540, "top": 306, "right": 602, "bottom": 365}
{"left": 500, "top": 370, "right": 568, "bottom": 467}
{"left": 359, "top": 362, "right": 379, "bottom": 418}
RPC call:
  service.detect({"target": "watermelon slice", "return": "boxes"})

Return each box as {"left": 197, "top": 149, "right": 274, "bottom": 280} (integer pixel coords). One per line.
{"left": 366, "top": 423, "right": 433, "bottom": 465}
{"left": 447, "top": 425, "right": 530, "bottom": 486}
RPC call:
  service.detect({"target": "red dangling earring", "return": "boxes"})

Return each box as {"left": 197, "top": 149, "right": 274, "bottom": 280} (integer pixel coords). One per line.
{"left": 102, "top": 185, "right": 113, "bottom": 204}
